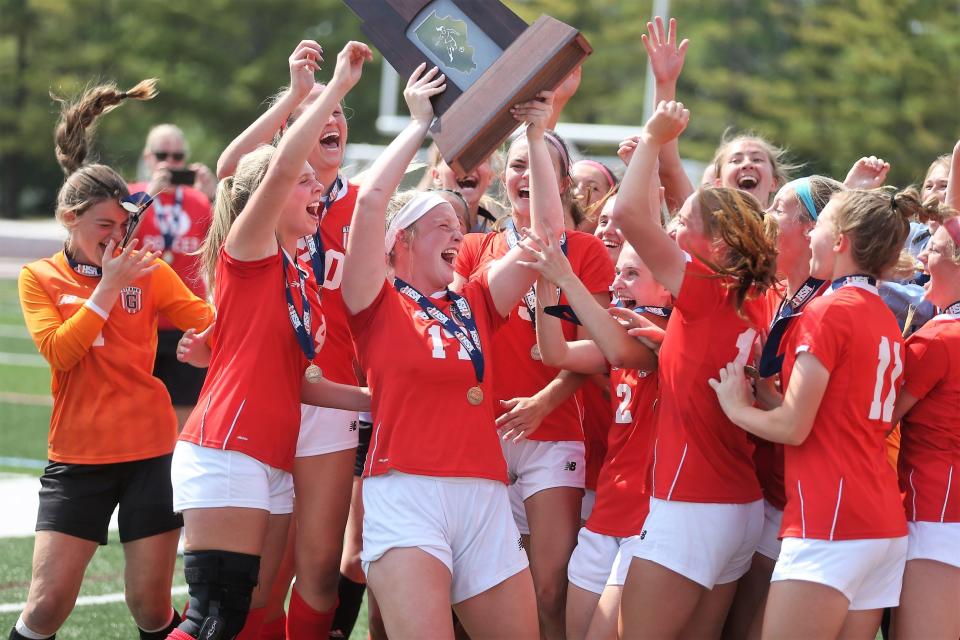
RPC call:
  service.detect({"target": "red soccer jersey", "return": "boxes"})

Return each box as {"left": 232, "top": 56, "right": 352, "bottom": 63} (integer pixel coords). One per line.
{"left": 899, "top": 313, "right": 960, "bottom": 522}
{"left": 130, "top": 183, "right": 211, "bottom": 329}
{"left": 586, "top": 366, "right": 658, "bottom": 537}
{"left": 753, "top": 279, "right": 831, "bottom": 510}
{"left": 780, "top": 282, "right": 907, "bottom": 540}
{"left": 455, "top": 230, "right": 614, "bottom": 441}
{"left": 652, "top": 259, "right": 766, "bottom": 503}
{"left": 180, "top": 248, "right": 326, "bottom": 472}
{"left": 349, "top": 273, "right": 509, "bottom": 482}
{"left": 582, "top": 377, "right": 612, "bottom": 492}
{"left": 295, "top": 180, "right": 359, "bottom": 386}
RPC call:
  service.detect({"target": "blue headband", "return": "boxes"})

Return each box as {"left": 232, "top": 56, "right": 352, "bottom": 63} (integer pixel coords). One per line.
{"left": 792, "top": 178, "right": 819, "bottom": 221}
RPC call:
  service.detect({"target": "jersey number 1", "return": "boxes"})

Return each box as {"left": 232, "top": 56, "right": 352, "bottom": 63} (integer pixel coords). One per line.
{"left": 427, "top": 325, "right": 469, "bottom": 360}
{"left": 868, "top": 336, "right": 902, "bottom": 422}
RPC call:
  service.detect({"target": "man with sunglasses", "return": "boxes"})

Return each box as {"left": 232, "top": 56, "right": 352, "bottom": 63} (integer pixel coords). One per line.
{"left": 129, "top": 123, "right": 215, "bottom": 430}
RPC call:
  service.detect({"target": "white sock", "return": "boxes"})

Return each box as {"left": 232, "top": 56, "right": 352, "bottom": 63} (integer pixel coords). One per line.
{"left": 15, "top": 615, "right": 52, "bottom": 640}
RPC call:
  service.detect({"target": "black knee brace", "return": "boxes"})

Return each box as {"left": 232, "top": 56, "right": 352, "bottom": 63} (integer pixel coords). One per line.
{"left": 176, "top": 551, "right": 260, "bottom": 640}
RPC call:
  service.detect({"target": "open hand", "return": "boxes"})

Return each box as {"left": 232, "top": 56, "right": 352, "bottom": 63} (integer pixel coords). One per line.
{"left": 289, "top": 40, "right": 323, "bottom": 100}
{"left": 707, "top": 361, "right": 755, "bottom": 418}
{"left": 404, "top": 63, "right": 447, "bottom": 125}
{"left": 100, "top": 239, "right": 162, "bottom": 291}
{"left": 643, "top": 17, "right": 689, "bottom": 86}
{"left": 516, "top": 226, "right": 576, "bottom": 288}
{"left": 496, "top": 396, "right": 548, "bottom": 442}
{"left": 330, "top": 41, "right": 373, "bottom": 92}
{"left": 177, "top": 323, "right": 215, "bottom": 368}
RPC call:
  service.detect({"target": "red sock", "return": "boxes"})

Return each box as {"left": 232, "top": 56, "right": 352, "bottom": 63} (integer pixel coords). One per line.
{"left": 235, "top": 606, "right": 267, "bottom": 640}
{"left": 166, "top": 629, "right": 195, "bottom": 640}
{"left": 258, "top": 614, "right": 286, "bottom": 640}
{"left": 286, "top": 587, "right": 337, "bottom": 639}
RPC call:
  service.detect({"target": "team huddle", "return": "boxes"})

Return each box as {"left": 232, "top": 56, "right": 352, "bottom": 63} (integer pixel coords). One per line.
{"left": 10, "top": 17, "right": 960, "bottom": 640}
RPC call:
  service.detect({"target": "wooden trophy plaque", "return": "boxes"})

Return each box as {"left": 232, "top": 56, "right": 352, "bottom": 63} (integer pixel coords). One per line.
{"left": 343, "top": 0, "right": 592, "bottom": 175}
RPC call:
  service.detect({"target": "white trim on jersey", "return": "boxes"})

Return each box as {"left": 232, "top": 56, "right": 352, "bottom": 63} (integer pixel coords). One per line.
{"left": 222, "top": 399, "right": 246, "bottom": 450}
{"left": 797, "top": 479, "right": 807, "bottom": 538}
{"left": 829, "top": 477, "right": 844, "bottom": 541}
{"left": 666, "top": 444, "right": 688, "bottom": 501}
{"left": 199, "top": 394, "right": 212, "bottom": 445}
{"left": 942, "top": 466, "right": 954, "bottom": 523}
{"left": 909, "top": 469, "right": 917, "bottom": 521}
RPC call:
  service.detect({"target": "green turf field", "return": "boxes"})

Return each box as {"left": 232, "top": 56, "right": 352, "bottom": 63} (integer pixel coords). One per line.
{"left": 0, "top": 276, "right": 372, "bottom": 638}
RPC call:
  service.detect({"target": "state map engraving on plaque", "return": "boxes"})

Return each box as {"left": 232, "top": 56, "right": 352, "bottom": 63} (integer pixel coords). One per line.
{"left": 413, "top": 11, "right": 477, "bottom": 74}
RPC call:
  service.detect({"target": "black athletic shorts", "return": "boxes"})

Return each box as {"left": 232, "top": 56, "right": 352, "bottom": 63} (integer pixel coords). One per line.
{"left": 154, "top": 329, "right": 207, "bottom": 406}
{"left": 36, "top": 453, "right": 183, "bottom": 545}
{"left": 354, "top": 421, "right": 373, "bottom": 477}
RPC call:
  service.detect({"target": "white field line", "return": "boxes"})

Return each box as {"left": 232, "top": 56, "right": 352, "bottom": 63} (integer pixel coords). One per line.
{"left": 0, "top": 392, "right": 51, "bottom": 406}
{"left": 0, "top": 457, "right": 46, "bottom": 469}
{"left": 0, "top": 586, "right": 189, "bottom": 613}
{"left": 0, "top": 353, "right": 45, "bottom": 367}
{"left": 0, "top": 325, "right": 29, "bottom": 339}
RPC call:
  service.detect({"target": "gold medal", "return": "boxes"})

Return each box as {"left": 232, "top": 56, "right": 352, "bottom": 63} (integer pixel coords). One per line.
{"left": 744, "top": 365, "right": 760, "bottom": 380}
{"left": 163, "top": 250, "right": 175, "bottom": 264}
{"left": 467, "top": 385, "right": 484, "bottom": 405}
{"left": 530, "top": 344, "right": 542, "bottom": 361}
{"left": 305, "top": 363, "right": 323, "bottom": 383}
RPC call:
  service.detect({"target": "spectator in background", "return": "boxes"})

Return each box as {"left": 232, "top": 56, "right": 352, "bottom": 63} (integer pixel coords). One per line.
{"left": 130, "top": 124, "right": 215, "bottom": 428}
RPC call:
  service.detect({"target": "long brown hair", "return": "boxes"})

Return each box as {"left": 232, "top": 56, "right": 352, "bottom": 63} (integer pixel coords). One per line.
{"left": 695, "top": 187, "right": 779, "bottom": 312}
{"left": 199, "top": 145, "right": 275, "bottom": 293}
{"left": 833, "top": 187, "right": 933, "bottom": 278}
{"left": 51, "top": 79, "right": 157, "bottom": 247}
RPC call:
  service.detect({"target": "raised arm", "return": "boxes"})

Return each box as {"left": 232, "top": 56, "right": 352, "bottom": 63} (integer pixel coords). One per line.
{"left": 644, "top": 17, "right": 693, "bottom": 211}
{"left": 217, "top": 40, "right": 323, "bottom": 179}
{"left": 610, "top": 101, "right": 689, "bottom": 296}
{"left": 945, "top": 140, "right": 960, "bottom": 246}
{"left": 525, "top": 231, "right": 656, "bottom": 371}
{"left": 226, "top": 42, "right": 371, "bottom": 264}
{"left": 342, "top": 64, "right": 446, "bottom": 314}
{"left": 532, "top": 274, "right": 607, "bottom": 374}
{"left": 486, "top": 92, "right": 565, "bottom": 317}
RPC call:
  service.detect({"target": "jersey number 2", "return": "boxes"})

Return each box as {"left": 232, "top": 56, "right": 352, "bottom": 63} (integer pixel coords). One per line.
{"left": 868, "top": 336, "right": 902, "bottom": 422}
{"left": 615, "top": 383, "right": 633, "bottom": 424}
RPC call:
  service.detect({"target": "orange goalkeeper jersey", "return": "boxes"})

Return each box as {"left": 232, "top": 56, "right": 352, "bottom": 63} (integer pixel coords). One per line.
{"left": 19, "top": 251, "right": 214, "bottom": 464}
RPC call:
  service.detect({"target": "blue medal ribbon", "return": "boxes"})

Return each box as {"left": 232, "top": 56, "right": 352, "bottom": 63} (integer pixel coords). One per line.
{"left": 64, "top": 247, "right": 102, "bottom": 278}
{"left": 757, "top": 277, "right": 827, "bottom": 377}
{"left": 503, "top": 218, "right": 566, "bottom": 330}
{"left": 394, "top": 277, "right": 484, "bottom": 384}
{"left": 545, "top": 303, "right": 672, "bottom": 326}
{"left": 281, "top": 248, "right": 320, "bottom": 362}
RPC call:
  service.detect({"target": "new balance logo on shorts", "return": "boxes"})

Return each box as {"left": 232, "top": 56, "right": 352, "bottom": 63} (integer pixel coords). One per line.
{"left": 640, "top": 529, "right": 647, "bottom": 540}
{"left": 517, "top": 536, "right": 524, "bottom": 550}
{"left": 564, "top": 461, "right": 577, "bottom": 471}
{"left": 349, "top": 420, "right": 358, "bottom": 432}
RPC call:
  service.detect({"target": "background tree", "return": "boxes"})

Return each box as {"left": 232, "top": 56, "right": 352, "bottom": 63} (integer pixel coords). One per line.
{"left": 0, "top": 0, "right": 958, "bottom": 218}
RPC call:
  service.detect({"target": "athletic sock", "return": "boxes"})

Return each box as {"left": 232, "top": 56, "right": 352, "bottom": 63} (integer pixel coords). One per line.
{"left": 234, "top": 607, "right": 267, "bottom": 640}
{"left": 11, "top": 616, "right": 52, "bottom": 640}
{"left": 328, "top": 574, "right": 366, "bottom": 639}
{"left": 286, "top": 587, "right": 337, "bottom": 640}
{"left": 258, "top": 614, "right": 286, "bottom": 640}
{"left": 138, "top": 608, "right": 181, "bottom": 640}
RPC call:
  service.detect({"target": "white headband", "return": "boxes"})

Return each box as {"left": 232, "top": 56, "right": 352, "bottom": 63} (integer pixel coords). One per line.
{"left": 385, "top": 192, "right": 450, "bottom": 253}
